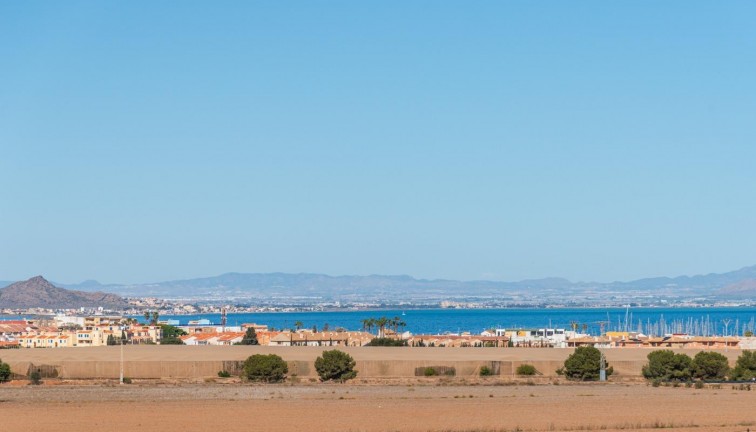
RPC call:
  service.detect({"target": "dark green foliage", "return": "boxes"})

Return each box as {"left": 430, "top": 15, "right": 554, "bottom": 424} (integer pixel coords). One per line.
{"left": 745, "top": 330, "right": 754, "bottom": 337}
{"left": 692, "top": 351, "right": 730, "bottom": 380}
{"left": 240, "top": 327, "right": 259, "bottom": 345}
{"left": 159, "top": 324, "right": 187, "bottom": 345}
{"left": 479, "top": 366, "right": 493, "bottom": 376}
{"left": 30, "top": 370, "right": 42, "bottom": 385}
{"left": 0, "top": 358, "right": 11, "bottom": 382}
{"left": 730, "top": 350, "right": 756, "bottom": 381}
{"left": 366, "top": 338, "right": 407, "bottom": 347}
{"left": 642, "top": 350, "right": 693, "bottom": 382}
{"left": 217, "top": 370, "right": 231, "bottom": 378}
{"left": 314, "top": 350, "right": 357, "bottom": 382}
{"left": 694, "top": 380, "right": 705, "bottom": 389}
{"left": 516, "top": 364, "right": 538, "bottom": 376}
{"left": 106, "top": 334, "right": 117, "bottom": 346}
{"left": 558, "top": 346, "right": 613, "bottom": 381}
{"left": 243, "top": 354, "right": 288, "bottom": 383}
{"left": 424, "top": 367, "right": 438, "bottom": 376}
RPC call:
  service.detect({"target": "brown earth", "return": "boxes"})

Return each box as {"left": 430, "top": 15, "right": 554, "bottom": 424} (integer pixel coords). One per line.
{"left": 0, "top": 382, "right": 754, "bottom": 432}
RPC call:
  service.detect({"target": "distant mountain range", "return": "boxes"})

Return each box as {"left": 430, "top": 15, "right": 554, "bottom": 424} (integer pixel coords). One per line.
{"left": 2, "top": 265, "right": 755, "bottom": 302}
{"left": 0, "top": 276, "right": 127, "bottom": 309}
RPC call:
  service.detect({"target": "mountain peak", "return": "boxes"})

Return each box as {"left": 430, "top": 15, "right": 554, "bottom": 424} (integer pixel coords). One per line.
{"left": 0, "top": 275, "right": 126, "bottom": 309}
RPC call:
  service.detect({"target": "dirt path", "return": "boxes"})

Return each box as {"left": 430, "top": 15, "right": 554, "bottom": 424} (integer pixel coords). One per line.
{"left": 1, "top": 383, "right": 754, "bottom": 432}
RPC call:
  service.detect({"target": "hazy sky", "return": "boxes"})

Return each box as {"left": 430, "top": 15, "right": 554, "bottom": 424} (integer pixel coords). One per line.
{"left": 2, "top": 2, "right": 756, "bottom": 284}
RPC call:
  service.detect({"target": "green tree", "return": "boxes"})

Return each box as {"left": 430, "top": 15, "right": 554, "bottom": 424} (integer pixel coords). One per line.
{"left": 294, "top": 321, "right": 303, "bottom": 331}
{"left": 151, "top": 311, "right": 160, "bottom": 325}
{"left": 106, "top": 334, "right": 117, "bottom": 346}
{"left": 375, "top": 317, "right": 389, "bottom": 338}
{"left": 159, "top": 324, "right": 187, "bottom": 345}
{"left": 558, "top": 346, "right": 613, "bottom": 381}
{"left": 642, "top": 350, "right": 693, "bottom": 382}
{"left": 240, "top": 327, "right": 259, "bottom": 345}
{"left": 0, "top": 358, "right": 11, "bottom": 382}
{"left": 692, "top": 351, "right": 730, "bottom": 380}
{"left": 366, "top": 338, "right": 407, "bottom": 346}
{"left": 730, "top": 350, "right": 756, "bottom": 381}
{"left": 243, "top": 354, "right": 288, "bottom": 382}
{"left": 314, "top": 350, "right": 357, "bottom": 382}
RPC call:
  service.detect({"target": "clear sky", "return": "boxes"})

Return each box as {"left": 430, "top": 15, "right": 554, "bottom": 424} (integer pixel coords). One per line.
{"left": 2, "top": 2, "right": 756, "bottom": 285}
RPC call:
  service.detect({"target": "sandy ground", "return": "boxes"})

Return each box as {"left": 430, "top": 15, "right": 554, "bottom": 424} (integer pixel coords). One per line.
{"left": 1, "top": 382, "right": 754, "bottom": 432}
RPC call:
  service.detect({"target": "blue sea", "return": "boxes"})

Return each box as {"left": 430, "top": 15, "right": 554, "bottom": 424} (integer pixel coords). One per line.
{"left": 155, "top": 307, "right": 756, "bottom": 336}
{"left": 6, "top": 307, "right": 755, "bottom": 336}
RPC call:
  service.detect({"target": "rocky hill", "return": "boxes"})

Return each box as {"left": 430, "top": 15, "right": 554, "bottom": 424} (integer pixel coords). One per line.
{"left": 0, "top": 276, "right": 127, "bottom": 309}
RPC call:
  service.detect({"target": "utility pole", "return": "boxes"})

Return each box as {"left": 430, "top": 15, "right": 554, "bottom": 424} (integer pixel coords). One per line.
{"left": 119, "top": 325, "right": 125, "bottom": 385}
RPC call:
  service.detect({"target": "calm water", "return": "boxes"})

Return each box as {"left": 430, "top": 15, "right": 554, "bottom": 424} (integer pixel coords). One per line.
{"left": 155, "top": 307, "right": 756, "bottom": 336}
{"left": 6, "top": 307, "right": 755, "bottom": 336}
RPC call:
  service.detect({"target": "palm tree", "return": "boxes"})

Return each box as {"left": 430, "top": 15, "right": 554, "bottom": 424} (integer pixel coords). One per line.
{"left": 375, "top": 317, "right": 389, "bottom": 338}
{"left": 294, "top": 320, "right": 303, "bottom": 331}
{"left": 361, "top": 318, "right": 375, "bottom": 335}
{"left": 151, "top": 311, "right": 159, "bottom": 325}
{"left": 143, "top": 311, "right": 150, "bottom": 324}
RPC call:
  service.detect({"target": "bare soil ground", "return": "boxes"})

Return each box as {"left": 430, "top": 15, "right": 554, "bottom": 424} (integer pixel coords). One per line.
{"left": 1, "top": 381, "right": 754, "bottom": 432}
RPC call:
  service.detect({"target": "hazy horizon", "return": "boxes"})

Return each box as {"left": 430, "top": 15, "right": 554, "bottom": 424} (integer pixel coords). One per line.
{"left": 3, "top": 2, "right": 756, "bottom": 285}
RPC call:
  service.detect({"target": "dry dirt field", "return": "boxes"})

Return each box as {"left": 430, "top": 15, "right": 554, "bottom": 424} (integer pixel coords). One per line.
{"left": 1, "top": 382, "right": 755, "bottom": 432}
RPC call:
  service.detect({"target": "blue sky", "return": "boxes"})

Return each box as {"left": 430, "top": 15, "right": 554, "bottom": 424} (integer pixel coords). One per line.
{"left": 2, "top": 2, "right": 756, "bottom": 284}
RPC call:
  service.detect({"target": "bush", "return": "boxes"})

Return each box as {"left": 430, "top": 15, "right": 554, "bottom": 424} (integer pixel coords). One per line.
{"left": 692, "top": 351, "right": 730, "bottom": 380}
{"left": 239, "top": 327, "right": 259, "bottom": 345}
{"left": 516, "top": 364, "right": 538, "bottom": 376}
{"left": 642, "top": 350, "right": 693, "bottom": 382}
{"left": 122, "top": 377, "right": 132, "bottom": 384}
{"left": 479, "top": 366, "right": 493, "bottom": 376}
{"left": 218, "top": 370, "right": 231, "bottom": 378}
{"left": 315, "top": 350, "right": 357, "bottom": 382}
{"left": 30, "top": 370, "right": 42, "bottom": 385}
{"left": 694, "top": 380, "right": 705, "bottom": 389}
{"left": 424, "top": 367, "right": 438, "bottom": 376}
{"left": 0, "top": 358, "right": 10, "bottom": 382}
{"left": 558, "top": 346, "right": 613, "bottom": 381}
{"left": 366, "top": 338, "right": 407, "bottom": 347}
{"left": 243, "top": 354, "right": 288, "bottom": 383}
{"left": 159, "top": 324, "right": 187, "bottom": 345}
{"left": 730, "top": 350, "right": 756, "bottom": 381}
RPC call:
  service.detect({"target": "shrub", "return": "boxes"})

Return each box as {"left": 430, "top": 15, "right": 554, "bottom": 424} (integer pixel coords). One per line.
{"left": 30, "top": 370, "right": 42, "bottom": 385}
{"left": 692, "top": 351, "right": 730, "bottom": 380}
{"left": 424, "top": 367, "right": 438, "bottom": 377}
{"left": 558, "top": 346, "right": 613, "bottom": 381}
{"left": 239, "top": 327, "right": 259, "bottom": 345}
{"left": 122, "top": 377, "right": 132, "bottom": 384}
{"left": 159, "top": 324, "right": 187, "bottom": 345}
{"left": 642, "top": 350, "right": 693, "bottom": 382}
{"left": 729, "top": 350, "right": 756, "bottom": 381}
{"left": 516, "top": 364, "right": 538, "bottom": 376}
{"left": 479, "top": 366, "right": 493, "bottom": 376}
{"left": 0, "top": 358, "right": 11, "bottom": 382}
{"left": 314, "top": 350, "right": 357, "bottom": 382}
{"left": 694, "top": 380, "right": 705, "bottom": 389}
{"left": 366, "top": 338, "right": 407, "bottom": 347}
{"left": 218, "top": 370, "right": 231, "bottom": 378}
{"left": 243, "top": 354, "right": 288, "bottom": 383}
